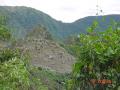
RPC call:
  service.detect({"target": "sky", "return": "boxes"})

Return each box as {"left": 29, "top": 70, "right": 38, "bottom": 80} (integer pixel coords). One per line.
{"left": 0, "top": 0, "right": 120, "bottom": 22}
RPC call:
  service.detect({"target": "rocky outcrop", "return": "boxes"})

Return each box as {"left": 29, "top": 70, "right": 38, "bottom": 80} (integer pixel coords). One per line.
{"left": 18, "top": 27, "right": 75, "bottom": 73}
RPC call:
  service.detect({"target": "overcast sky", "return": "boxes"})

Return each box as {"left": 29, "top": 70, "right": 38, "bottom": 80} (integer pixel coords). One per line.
{"left": 0, "top": 0, "right": 120, "bottom": 22}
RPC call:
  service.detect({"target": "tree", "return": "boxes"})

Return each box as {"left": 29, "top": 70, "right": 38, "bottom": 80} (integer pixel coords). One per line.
{"left": 69, "top": 22, "right": 120, "bottom": 90}
{"left": 0, "top": 15, "right": 11, "bottom": 41}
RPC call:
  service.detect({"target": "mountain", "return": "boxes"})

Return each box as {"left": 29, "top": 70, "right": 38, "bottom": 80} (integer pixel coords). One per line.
{"left": 0, "top": 6, "right": 120, "bottom": 40}
{"left": 15, "top": 26, "right": 75, "bottom": 73}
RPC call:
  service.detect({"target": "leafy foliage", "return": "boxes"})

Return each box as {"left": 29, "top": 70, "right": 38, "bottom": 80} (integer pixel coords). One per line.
{"left": 0, "top": 48, "right": 30, "bottom": 90}
{"left": 68, "top": 22, "right": 120, "bottom": 90}
{"left": 0, "top": 48, "right": 48, "bottom": 90}
{"left": 0, "top": 57, "right": 30, "bottom": 90}
{"left": 0, "top": 26, "right": 11, "bottom": 41}
{"left": 0, "top": 49, "right": 19, "bottom": 63}
{"left": 0, "top": 15, "right": 11, "bottom": 41}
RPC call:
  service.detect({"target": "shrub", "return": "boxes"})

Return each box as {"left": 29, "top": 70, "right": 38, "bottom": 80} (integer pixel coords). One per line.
{"left": 0, "top": 57, "right": 30, "bottom": 90}
{"left": 69, "top": 22, "right": 120, "bottom": 90}
{"left": 0, "top": 48, "right": 48, "bottom": 90}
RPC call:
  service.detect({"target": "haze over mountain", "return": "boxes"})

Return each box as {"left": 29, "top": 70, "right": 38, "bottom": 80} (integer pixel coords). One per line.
{"left": 0, "top": 6, "right": 120, "bottom": 40}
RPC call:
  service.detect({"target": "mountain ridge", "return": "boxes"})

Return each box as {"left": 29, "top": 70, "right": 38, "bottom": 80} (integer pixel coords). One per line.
{"left": 0, "top": 6, "right": 120, "bottom": 41}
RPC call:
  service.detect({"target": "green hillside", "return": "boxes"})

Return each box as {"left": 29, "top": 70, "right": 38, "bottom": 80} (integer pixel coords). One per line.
{"left": 0, "top": 6, "right": 120, "bottom": 40}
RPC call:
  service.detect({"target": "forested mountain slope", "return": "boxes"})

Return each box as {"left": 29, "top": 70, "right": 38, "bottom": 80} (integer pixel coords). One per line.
{"left": 0, "top": 6, "right": 120, "bottom": 40}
